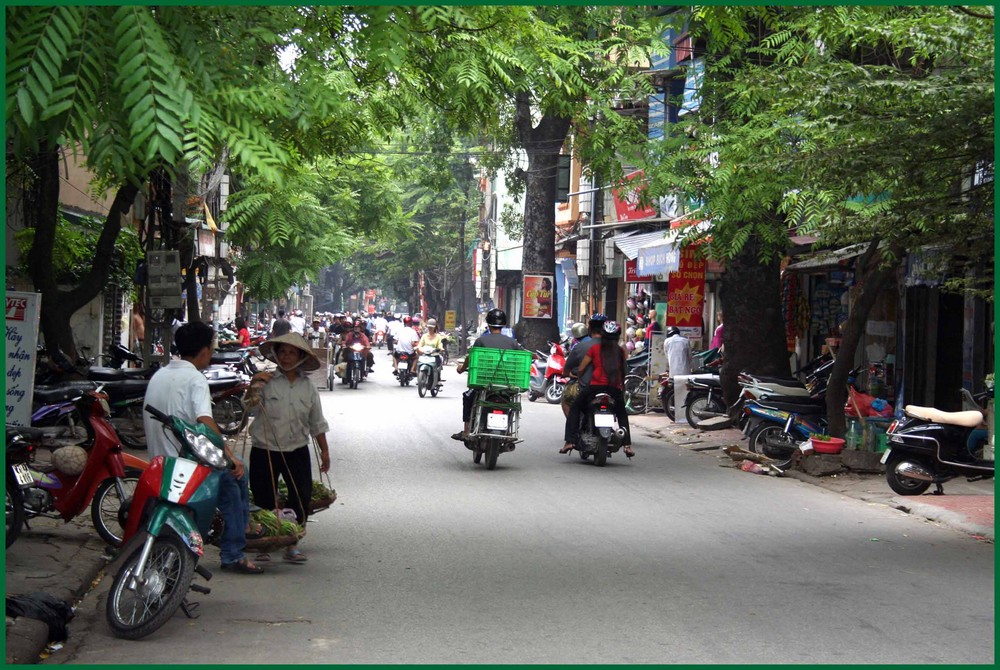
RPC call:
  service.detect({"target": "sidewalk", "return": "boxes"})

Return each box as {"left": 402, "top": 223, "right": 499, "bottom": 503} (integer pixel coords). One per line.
{"left": 630, "top": 411, "right": 995, "bottom": 542}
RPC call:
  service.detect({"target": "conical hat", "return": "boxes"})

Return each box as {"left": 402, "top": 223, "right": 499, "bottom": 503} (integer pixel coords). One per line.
{"left": 259, "top": 332, "right": 321, "bottom": 372}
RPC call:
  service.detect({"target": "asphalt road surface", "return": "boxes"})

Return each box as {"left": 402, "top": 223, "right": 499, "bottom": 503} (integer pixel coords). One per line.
{"left": 61, "top": 359, "right": 995, "bottom": 664}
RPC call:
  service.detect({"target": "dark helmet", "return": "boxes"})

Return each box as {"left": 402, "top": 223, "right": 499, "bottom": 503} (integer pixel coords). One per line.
{"left": 665, "top": 326, "right": 681, "bottom": 338}
{"left": 485, "top": 308, "right": 508, "bottom": 327}
{"left": 602, "top": 320, "right": 622, "bottom": 338}
{"left": 588, "top": 312, "right": 607, "bottom": 331}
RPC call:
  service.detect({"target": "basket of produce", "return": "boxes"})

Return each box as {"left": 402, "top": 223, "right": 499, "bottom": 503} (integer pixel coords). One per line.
{"left": 276, "top": 479, "right": 338, "bottom": 515}
{"left": 244, "top": 509, "right": 306, "bottom": 552}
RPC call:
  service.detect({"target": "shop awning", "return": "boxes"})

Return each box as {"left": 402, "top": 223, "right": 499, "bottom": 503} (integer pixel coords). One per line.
{"left": 612, "top": 229, "right": 675, "bottom": 260}
{"left": 785, "top": 243, "right": 869, "bottom": 271}
{"left": 636, "top": 232, "right": 682, "bottom": 275}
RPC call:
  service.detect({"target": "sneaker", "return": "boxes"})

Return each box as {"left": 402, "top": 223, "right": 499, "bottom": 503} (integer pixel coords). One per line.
{"left": 451, "top": 431, "right": 466, "bottom": 441}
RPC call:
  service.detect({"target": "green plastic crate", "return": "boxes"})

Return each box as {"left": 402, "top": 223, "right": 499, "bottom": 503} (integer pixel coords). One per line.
{"left": 467, "top": 347, "right": 532, "bottom": 391}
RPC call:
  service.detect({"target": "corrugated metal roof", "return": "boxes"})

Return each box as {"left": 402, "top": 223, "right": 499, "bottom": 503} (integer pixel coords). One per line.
{"left": 612, "top": 229, "right": 675, "bottom": 260}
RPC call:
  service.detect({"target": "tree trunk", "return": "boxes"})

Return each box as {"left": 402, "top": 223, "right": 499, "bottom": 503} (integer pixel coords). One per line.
{"left": 824, "top": 239, "right": 900, "bottom": 438}
{"left": 24, "top": 145, "right": 138, "bottom": 359}
{"left": 514, "top": 94, "right": 570, "bottom": 352}
{"left": 718, "top": 231, "right": 790, "bottom": 408}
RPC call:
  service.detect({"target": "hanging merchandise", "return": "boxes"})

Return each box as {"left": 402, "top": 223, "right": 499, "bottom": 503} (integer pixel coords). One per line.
{"left": 781, "top": 273, "right": 800, "bottom": 348}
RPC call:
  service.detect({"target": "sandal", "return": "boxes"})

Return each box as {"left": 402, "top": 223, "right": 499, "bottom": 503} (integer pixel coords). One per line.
{"left": 254, "top": 552, "right": 271, "bottom": 562}
{"left": 451, "top": 432, "right": 467, "bottom": 442}
{"left": 623, "top": 446, "right": 635, "bottom": 458}
{"left": 559, "top": 444, "right": 574, "bottom": 454}
{"left": 283, "top": 548, "right": 308, "bottom": 564}
{"left": 245, "top": 522, "right": 266, "bottom": 540}
{"left": 221, "top": 558, "right": 264, "bottom": 574}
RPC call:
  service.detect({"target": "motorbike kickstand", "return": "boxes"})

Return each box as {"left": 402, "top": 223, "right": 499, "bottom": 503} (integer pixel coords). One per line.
{"left": 180, "top": 597, "right": 201, "bottom": 619}
{"left": 932, "top": 483, "right": 945, "bottom": 496}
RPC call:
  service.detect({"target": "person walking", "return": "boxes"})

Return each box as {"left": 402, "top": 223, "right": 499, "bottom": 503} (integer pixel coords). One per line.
{"left": 246, "top": 332, "right": 331, "bottom": 564}
{"left": 143, "top": 321, "right": 262, "bottom": 574}
{"left": 270, "top": 309, "right": 292, "bottom": 338}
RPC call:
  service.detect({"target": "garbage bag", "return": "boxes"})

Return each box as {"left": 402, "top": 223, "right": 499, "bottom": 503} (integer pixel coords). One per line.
{"left": 6, "top": 592, "right": 74, "bottom": 642}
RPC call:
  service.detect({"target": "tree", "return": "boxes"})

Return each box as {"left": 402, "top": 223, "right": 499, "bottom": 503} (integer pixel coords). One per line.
{"left": 647, "top": 6, "right": 994, "bottom": 435}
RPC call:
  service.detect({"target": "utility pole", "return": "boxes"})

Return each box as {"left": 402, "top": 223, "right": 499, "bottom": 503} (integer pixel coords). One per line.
{"left": 459, "top": 217, "right": 468, "bottom": 355}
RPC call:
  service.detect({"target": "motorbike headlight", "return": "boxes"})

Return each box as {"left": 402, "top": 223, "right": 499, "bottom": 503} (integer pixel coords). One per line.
{"left": 183, "top": 429, "right": 229, "bottom": 469}
{"left": 351, "top": 343, "right": 364, "bottom": 352}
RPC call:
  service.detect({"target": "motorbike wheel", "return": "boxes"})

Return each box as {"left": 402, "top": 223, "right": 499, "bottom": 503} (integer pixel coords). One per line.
{"left": 685, "top": 395, "right": 726, "bottom": 428}
{"left": 6, "top": 471, "right": 24, "bottom": 548}
{"left": 473, "top": 442, "right": 483, "bottom": 464}
{"left": 350, "top": 373, "right": 358, "bottom": 390}
{"left": 660, "top": 389, "right": 675, "bottom": 421}
{"left": 885, "top": 456, "right": 933, "bottom": 496}
{"left": 91, "top": 471, "right": 141, "bottom": 547}
{"left": 106, "top": 533, "right": 195, "bottom": 640}
{"left": 623, "top": 375, "right": 647, "bottom": 415}
{"left": 528, "top": 392, "right": 539, "bottom": 402}
{"left": 484, "top": 440, "right": 500, "bottom": 470}
{"left": 213, "top": 396, "right": 247, "bottom": 436}
{"left": 114, "top": 406, "right": 147, "bottom": 450}
{"left": 417, "top": 368, "right": 429, "bottom": 398}
{"left": 430, "top": 375, "right": 439, "bottom": 398}
{"left": 579, "top": 451, "right": 590, "bottom": 460}
{"left": 594, "top": 440, "right": 608, "bottom": 467}
{"left": 544, "top": 380, "right": 564, "bottom": 404}
{"left": 748, "top": 424, "right": 799, "bottom": 469}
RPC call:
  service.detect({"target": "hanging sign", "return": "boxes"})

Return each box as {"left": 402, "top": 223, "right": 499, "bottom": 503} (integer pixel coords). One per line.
{"left": 522, "top": 274, "right": 554, "bottom": 319}
{"left": 444, "top": 310, "right": 457, "bottom": 331}
{"left": 6, "top": 291, "right": 41, "bottom": 426}
{"left": 611, "top": 171, "right": 657, "bottom": 222}
{"left": 666, "top": 248, "right": 706, "bottom": 339}
{"left": 624, "top": 259, "right": 654, "bottom": 284}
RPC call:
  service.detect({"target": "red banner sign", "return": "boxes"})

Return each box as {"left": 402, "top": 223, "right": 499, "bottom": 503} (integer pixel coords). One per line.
{"left": 666, "top": 248, "right": 706, "bottom": 330}
{"left": 611, "top": 171, "right": 657, "bottom": 222}
{"left": 624, "top": 259, "right": 653, "bottom": 283}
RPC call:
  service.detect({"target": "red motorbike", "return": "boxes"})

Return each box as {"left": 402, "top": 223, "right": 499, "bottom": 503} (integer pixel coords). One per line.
{"left": 528, "top": 341, "right": 568, "bottom": 404}
{"left": 14, "top": 388, "right": 148, "bottom": 547}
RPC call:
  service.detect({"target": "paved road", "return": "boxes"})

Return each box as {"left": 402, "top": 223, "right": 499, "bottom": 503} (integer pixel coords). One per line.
{"left": 59, "top": 361, "right": 995, "bottom": 664}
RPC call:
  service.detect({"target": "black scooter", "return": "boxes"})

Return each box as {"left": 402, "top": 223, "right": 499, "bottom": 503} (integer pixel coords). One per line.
{"left": 882, "top": 389, "right": 993, "bottom": 495}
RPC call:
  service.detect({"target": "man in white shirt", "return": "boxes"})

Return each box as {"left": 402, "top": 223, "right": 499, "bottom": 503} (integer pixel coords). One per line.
{"left": 143, "top": 321, "right": 262, "bottom": 574}
{"left": 392, "top": 316, "right": 420, "bottom": 375}
{"left": 386, "top": 314, "right": 404, "bottom": 353}
{"left": 663, "top": 326, "right": 692, "bottom": 379}
{"left": 288, "top": 309, "right": 307, "bottom": 336}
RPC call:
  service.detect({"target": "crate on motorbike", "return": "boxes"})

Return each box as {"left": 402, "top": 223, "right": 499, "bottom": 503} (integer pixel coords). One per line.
{"left": 467, "top": 347, "right": 532, "bottom": 391}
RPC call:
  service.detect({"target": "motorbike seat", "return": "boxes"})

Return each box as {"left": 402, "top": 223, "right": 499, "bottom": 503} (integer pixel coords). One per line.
{"left": 745, "top": 374, "right": 805, "bottom": 388}
{"left": 903, "top": 405, "right": 985, "bottom": 428}
{"left": 755, "top": 394, "right": 825, "bottom": 406}
{"left": 208, "top": 377, "right": 245, "bottom": 392}
{"left": 101, "top": 380, "right": 150, "bottom": 400}
{"left": 86, "top": 366, "right": 128, "bottom": 381}
{"left": 34, "top": 382, "right": 98, "bottom": 404}
{"left": 7, "top": 425, "right": 47, "bottom": 441}
{"left": 752, "top": 399, "right": 827, "bottom": 415}
{"left": 689, "top": 376, "right": 722, "bottom": 388}
{"left": 211, "top": 352, "right": 245, "bottom": 365}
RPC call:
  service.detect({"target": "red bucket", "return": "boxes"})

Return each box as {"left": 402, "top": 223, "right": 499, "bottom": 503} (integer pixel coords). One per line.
{"left": 811, "top": 436, "right": 845, "bottom": 454}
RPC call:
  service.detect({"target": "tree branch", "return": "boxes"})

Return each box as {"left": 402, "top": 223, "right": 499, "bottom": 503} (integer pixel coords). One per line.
{"left": 952, "top": 5, "right": 994, "bottom": 20}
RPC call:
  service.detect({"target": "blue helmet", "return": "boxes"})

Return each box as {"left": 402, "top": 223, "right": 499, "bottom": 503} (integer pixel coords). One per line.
{"left": 588, "top": 312, "right": 607, "bottom": 331}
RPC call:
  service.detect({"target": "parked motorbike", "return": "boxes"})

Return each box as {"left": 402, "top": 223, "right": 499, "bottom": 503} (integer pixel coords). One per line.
{"left": 13, "top": 389, "right": 148, "bottom": 546}
{"left": 528, "top": 341, "right": 568, "bottom": 404}
{"left": 882, "top": 389, "right": 993, "bottom": 495}
{"left": 345, "top": 342, "right": 367, "bottom": 389}
{"left": 203, "top": 369, "right": 250, "bottom": 436}
{"left": 416, "top": 345, "right": 444, "bottom": 398}
{"left": 105, "top": 403, "right": 227, "bottom": 640}
{"left": 743, "top": 399, "right": 828, "bottom": 469}
{"left": 396, "top": 352, "right": 414, "bottom": 387}
{"left": 573, "top": 391, "right": 627, "bottom": 466}
{"left": 31, "top": 381, "right": 97, "bottom": 447}
{"left": 6, "top": 426, "right": 42, "bottom": 547}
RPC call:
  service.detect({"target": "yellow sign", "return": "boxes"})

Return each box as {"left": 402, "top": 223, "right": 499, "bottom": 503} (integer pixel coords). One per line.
{"left": 444, "top": 310, "right": 457, "bottom": 331}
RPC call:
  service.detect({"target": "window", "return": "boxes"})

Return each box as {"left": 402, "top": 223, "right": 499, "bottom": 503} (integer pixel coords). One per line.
{"left": 556, "top": 155, "right": 572, "bottom": 202}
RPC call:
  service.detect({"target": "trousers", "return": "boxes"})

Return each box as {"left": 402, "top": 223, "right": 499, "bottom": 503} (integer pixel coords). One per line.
{"left": 217, "top": 472, "right": 250, "bottom": 565}
{"left": 249, "top": 445, "right": 313, "bottom": 526}
{"left": 564, "top": 385, "right": 631, "bottom": 445}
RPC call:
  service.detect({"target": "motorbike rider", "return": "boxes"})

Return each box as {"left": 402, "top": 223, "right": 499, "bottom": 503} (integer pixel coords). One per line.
{"left": 561, "top": 317, "right": 601, "bottom": 418}
{"left": 417, "top": 318, "right": 447, "bottom": 377}
{"left": 561, "top": 320, "right": 634, "bottom": 458}
{"left": 386, "top": 314, "right": 403, "bottom": 355}
{"left": 306, "top": 318, "right": 326, "bottom": 347}
{"left": 341, "top": 319, "right": 374, "bottom": 373}
{"left": 288, "top": 309, "right": 307, "bottom": 336}
{"left": 393, "top": 316, "right": 420, "bottom": 376}
{"left": 451, "top": 308, "right": 521, "bottom": 442}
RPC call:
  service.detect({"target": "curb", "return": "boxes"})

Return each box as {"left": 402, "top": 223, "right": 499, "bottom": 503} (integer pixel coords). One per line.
{"left": 5, "top": 544, "right": 111, "bottom": 665}
{"left": 889, "top": 498, "right": 995, "bottom": 542}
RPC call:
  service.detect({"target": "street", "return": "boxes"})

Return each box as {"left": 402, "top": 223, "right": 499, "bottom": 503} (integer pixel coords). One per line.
{"left": 57, "top": 359, "right": 994, "bottom": 664}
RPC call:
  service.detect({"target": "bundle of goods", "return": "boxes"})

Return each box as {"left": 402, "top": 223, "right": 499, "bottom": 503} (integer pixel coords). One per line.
{"left": 276, "top": 479, "right": 338, "bottom": 515}
{"left": 245, "top": 508, "right": 306, "bottom": 551}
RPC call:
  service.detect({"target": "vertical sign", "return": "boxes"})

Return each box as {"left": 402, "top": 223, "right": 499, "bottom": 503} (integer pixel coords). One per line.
{"left": 444, "top": 310, "right": 457, "bottom": 331}
{"left": 666, "top": 248, "right": 706, "bottom": 340}
{"left": 522, "top": 274, "right": 554, "bottom": 319}
{"left": 6, "top": 291, "right": 41, "bottom": 426}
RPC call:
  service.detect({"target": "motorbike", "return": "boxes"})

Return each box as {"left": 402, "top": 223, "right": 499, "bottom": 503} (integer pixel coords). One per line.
{"left": 203, "top": 368, "right": 250, "bottom": 436}
{"left": 573, "top": 391, "right": 627, "bottom": 466}
{"left": 13, "top": 388, "right": 148, "bottom": 546}
{"left": 882, "top": 389, "right": 993, "bottom": 496}
{"left": 31, "top": 380, "right": 97, "bottom": 447}
{"left": 345, "top": 342, "right": 368, "bottom": 389}
{"left": 416, "top": 345, "right": 444, "bottom": 398}
{"left": 463, "top": 347, "right": 529, "bottom": 470}
{"left": 656, "top": 373, "right": 675, "bottom": 420}
{"left": 374, "top": 329, "right": 386, "bottom": 349}
{"left": 396, "top": 351, "right": 414, "bottom": 387}
{"left": 105, "top": 403, "right": 228, "bottom": 640}
{"left": 6, "top": 426, "right": 42, "bottom": 547}
{"left": 528, "top": 341, "right": 568, "bottom": 404}
{"left": 742, "top": 398, "right": 828, "bottom": 469}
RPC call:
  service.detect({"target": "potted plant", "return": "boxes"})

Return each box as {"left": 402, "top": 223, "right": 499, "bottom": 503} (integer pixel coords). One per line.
{"left": 810, "top": 433, "right": 846, "bottom": 454}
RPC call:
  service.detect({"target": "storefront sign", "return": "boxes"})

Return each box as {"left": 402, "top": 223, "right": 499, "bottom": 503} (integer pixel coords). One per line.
{"left": 624, "top": 259, "right": 654, "bottom": 284}
{"left": 444, "top": 310, "right": 457, "bottom": 331}
{"left": 666, "top": 248, "right": 706, "bottom": 338}
{"left": 611, "top": 171, "right": 657, "bottom": 222}
{"left": 6, "top": 291, "right": 41, "bottom": 426}
{"left": 522, "top": 274, "right": 554, "bottom": 319}
{"left": 637, "top": 240, "right": 681, "bottom": 276}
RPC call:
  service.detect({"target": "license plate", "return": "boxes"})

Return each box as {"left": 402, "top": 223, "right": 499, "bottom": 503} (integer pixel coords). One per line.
{"left": 879, "top": 448, "right": 891, "bottom": 465}
{"left": 12, "top": 463, "right": 33, "bottom": 487}
{"left": 486, "top": 412, "right": 509, "bottom": 431}
{"left": 594, "top": 413, "right": 616, "bottom": 428}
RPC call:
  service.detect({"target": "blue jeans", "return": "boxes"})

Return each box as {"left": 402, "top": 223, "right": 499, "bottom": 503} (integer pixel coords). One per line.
{"left": 217, "top": 472, "right": 249, "bottom": 565}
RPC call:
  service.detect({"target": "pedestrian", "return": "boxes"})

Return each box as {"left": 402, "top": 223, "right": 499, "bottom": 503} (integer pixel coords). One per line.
{"left": 130, "top": 302, "right": 145, "bottom": 358}
{"left": 143, "top": 321, "right": 262, "bottom": 574}
{"left": 289, "top": 309, "right": 307, "bottom": 336}
{"left": 270, "top": 309, "right": 291, "bottom": 338}
{"left": 561, "top": 320, "right": 634, "bottom": 457}
{"left": 663, "top": 326, "right": 692, "bottom": 379}
{"left": 246, "top": 332, "right": 331, "bottom": 564}
{"left": 710, "top": 311, "right": 724, "bottom": 351}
